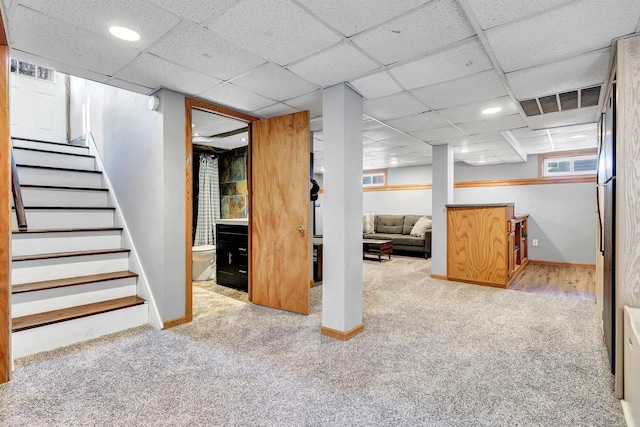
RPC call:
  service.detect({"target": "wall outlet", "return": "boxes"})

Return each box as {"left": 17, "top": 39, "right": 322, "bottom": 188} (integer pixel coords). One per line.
{"left": 532, "top": 239, "right": 539, "bottom": 247}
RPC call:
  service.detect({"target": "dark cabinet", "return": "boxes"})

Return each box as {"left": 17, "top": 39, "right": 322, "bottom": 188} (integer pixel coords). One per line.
{"left": 216, "top": 224, "right": 248, "bottom": 292}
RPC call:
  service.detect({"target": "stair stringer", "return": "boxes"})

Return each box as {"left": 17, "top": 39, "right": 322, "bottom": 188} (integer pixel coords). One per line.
{"left": 86, "top": 134, "right": 162, "bottom": 329}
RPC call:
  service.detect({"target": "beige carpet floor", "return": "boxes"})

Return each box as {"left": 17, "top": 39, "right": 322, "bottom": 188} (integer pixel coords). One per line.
{"left": 0, "top": 256, "right": 623, "bottom": 426}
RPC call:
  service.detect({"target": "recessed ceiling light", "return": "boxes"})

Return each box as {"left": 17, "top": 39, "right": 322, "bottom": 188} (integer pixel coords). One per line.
{"left": 240, "top": 137, "right": 247, "bottom": 142}
{"left": 570, "top": 134, "right": 586, "bottom": 139}
{"left": 109, "top": 26, "right": 140, "bottom": 42}
{"left": 390, "top": 158, "right": 398, "bottom": 165}
{"left": 478, "top": 159, "right": 486, "bottom": 164}
{"left": 191, "top": 124, "right": 196, "bottom": 128}
{"left": 481, "top": 107, "right": 502, "bottom": 115}
{"left": 193, "top": 133, "right": 200, "bottom": 136}
{"left": 460, "top": 147, "right": 469, "bottom": 153}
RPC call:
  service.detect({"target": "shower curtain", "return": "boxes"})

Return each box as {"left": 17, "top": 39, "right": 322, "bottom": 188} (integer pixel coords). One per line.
{"left": 194, "top": 154, "right": 220, "bottom": 246}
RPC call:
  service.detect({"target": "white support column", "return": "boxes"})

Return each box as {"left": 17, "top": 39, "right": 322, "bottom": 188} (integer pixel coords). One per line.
{"left": 321, "top": 83, "right": 364, "bottom": 341}
{"left": 431, "top": 144, "right": 454, "bottom": 278}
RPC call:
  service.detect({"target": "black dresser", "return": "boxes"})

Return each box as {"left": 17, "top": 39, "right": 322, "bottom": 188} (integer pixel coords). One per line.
{"left": 216, "top": 223, "right": 248, "bottom": 292}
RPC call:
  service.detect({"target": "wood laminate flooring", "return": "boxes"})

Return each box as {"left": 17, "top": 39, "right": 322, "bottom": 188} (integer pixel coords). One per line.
{"left": 192, "top": 280, "right": 248, "bottom": 320}
{"left": 508, "top": 263, "right": 595, "bottom": 301}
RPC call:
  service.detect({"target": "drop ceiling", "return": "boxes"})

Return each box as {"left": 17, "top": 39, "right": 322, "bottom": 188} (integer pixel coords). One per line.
{"left": 3, "top": 0, "right": 639, "bottom": 173}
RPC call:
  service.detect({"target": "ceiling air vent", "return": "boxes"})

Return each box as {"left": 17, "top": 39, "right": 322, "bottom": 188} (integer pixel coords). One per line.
{"left": 581, "top": 85, "right": 601, "bottom": 107}
{"left": 559, "top": 91, "right": 578, "bottom": 111}
{"left": 519, "top": 99, "right": 541, "bottom": 116}
{"left": 518, "top": 84, "right": 603, "bottom": 117}
{"left": 539, "top": 95, "right": 559, "bottom": 114}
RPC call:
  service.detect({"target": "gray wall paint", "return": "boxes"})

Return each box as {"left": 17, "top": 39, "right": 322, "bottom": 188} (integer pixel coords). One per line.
{"left": 70, "top": 79, "right": 189, "bottom": 322}
{"left": 315, "top": 155, "right": 596, "bottom": 264}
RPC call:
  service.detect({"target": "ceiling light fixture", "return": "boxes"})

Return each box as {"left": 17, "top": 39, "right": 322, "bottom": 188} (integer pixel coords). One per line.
{"left": 192, "top": 124, "right": 196, "bottom": 128}
{"left": 460, "top": 147, "right": 469, "bottom": 153}
{"left": 390, "top": 158, "right": 398, "bottom": 165}
{"left": 240, "top": 137, "right": 247, "bottom": 142}
{"left": 481, "top": 107, "right": 502, "bottom": 115}
{"left": 193, "top": 133, "right": 200, "bottom": 136}
{"left": 569, "top": 134, "right": 586, "bottom": 139}
{"left": 109, "top": 26, "right": 141, "bottom": 42}
{"left": 478, "top": 159, "right": 486, "bottom": 164}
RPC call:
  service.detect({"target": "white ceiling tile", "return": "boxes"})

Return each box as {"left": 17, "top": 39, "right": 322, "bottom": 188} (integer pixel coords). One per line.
{"left": 364, "top": 123, "right": 407, "bottom": 140}
{"left": 390, "top": 38, "right": 492, "bottom": 89}
{"left": 206, "top": 0, "right": 341, "bottom": 66}
{"left": 411, "top": 70, "right": 507, "bottom": 109}
{"left": 114, "top": 53, "right": 222, "bottom": 94}
{"left": 466, "top": 0, "right": 574, "bottom": 30}
{"left": 549, "top": 122, "right": 598, "bottom": 136}
{"left": 486, "top": 0, "right": 640, "bottom": 72}
{"left": 286, "top": 90, "right": 323, "bottom": 117}
{"left": 296, "top": 0, "right": 428, "bottom": 37}
{"left": 349, "top": 71, "right": 403, "bottom": 100}
{"left": 381, "top": 134, "right": 426, "bottom": 147}
{"left": 104, "top": 77, "right": 153, "bottom": 94}
{"left": 510, "top": 128, "right": 547, "bottom": 139}
{"left": 352, "top": 0, "right": 475, "bottom": 65}
{"left": 411, "top": 126, "right": 465, "bottom": 142}
{"left": 507, "top": 48, "right": 609, "bottom": 100}
{"left": 526, "top": 106, "right": 600, "bottom": 129}
{"left": 437, "top": 96, "right": 519, "bottom": 124}
{"left": 363, "top": 92, "right": 427, "bottom": 121}
{"left": 11, "top": 49, "right": 111, "bottom": 84}
{"left": 469, "top": 132, "right": 507, "bottom": 144}
{"left": 254, "top": 102, "right": 300, "bottom": 118}
{"left": 441, "top": 136, "right": 477, "bottom": 147}
{"left": 457, "top": 114, "right": 526, "bottom": 134}
{"left": 18, "top": 0, "right": 180, "bottom": 50}
{"left": 9, "top": 5, "right": 140, "bottom": 76}
{"left": 523, "top": 143, "right": 553, "bottom": 154}
{"left": 147, "top": 0, "right": 238, "bottom": 24}
{"left": 232, "top": 62, "right": 319, "bottom": 101}
{"left": 385, "top": 112, "right": 450, "bottom": 133}
{"left": 198, "top": 83, "right": 275, "bottom": 112}
{"left": 288, "top": 42, "right": 379, "bottom": 87}
{"left": 149, "top": 21, "right": 266, "bottom": 81}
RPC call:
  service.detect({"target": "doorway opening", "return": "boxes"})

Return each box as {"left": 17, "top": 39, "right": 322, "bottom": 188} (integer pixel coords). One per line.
{"left": 185, "top": 98, "right": 258, "bottom": 323}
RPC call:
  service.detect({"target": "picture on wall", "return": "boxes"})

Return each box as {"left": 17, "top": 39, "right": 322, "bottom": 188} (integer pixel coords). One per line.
{"left": 219, "top": 149, "right": 248, "bottom": 219}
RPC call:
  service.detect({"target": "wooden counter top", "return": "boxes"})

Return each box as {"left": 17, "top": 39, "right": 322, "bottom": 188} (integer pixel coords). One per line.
{"left": 446, "top": 203, "right": 514, "bottom": 208}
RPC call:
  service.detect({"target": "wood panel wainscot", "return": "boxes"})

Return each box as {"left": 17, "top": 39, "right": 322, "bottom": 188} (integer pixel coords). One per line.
{"left": 446, "top": 204, "right": 529, "bottom": 288}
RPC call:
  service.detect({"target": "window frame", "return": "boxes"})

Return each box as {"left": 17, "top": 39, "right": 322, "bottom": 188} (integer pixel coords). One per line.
{"left": 538, "top": 149, "right": 597, "bottom": 178}
{"left": 362, "top": 169, "right": 387, "bottom": 188}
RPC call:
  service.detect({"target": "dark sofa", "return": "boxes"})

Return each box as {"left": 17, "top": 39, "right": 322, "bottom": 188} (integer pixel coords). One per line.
{"left": 363, "top": 214, "right": 432, "bottom": 258}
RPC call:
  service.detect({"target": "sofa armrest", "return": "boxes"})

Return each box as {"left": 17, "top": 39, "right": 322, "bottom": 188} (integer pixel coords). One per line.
{"left": 423, "top": 230, "right": 432, "bottom": 257}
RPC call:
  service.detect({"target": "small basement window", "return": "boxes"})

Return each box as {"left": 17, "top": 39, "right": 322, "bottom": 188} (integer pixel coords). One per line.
{"left": 10, "top": 59, "right": 55, "bottom": 82}
{"left": 363, "top": 169, "right": 387, "bottom": 187}
{"left": 542, "top": 153, "right": 597, "bottom": 177}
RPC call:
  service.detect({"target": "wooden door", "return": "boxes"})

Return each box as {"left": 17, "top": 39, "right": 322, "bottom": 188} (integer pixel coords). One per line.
{"left": 250, "top": 111, "right": 310, "bottom": 314}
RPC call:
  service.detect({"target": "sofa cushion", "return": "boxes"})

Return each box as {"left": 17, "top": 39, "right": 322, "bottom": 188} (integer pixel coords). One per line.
{"left": 403, "top": 215, "right": 423, "bottom": 234}
{"left": 411, "top": 216, "right": 433, "bottom": 237}
{"left": 363, "top": 213, "right": 375, "bottom": 234}
{"left": 392, "top": 235, "right": 426, "bottom": 247}
{"left": 376, "top": 215, "right": 404, "bottom": 234}
{"left": 364, "top": 233, "right": 397, "bottom": 241}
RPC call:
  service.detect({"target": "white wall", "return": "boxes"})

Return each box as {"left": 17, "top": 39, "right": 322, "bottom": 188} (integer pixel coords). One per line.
{"left": 315, "top": 156, "right": 597, "bottom": 264}
{"left": 69, "top": 77, "right": 181, "bottom": 323}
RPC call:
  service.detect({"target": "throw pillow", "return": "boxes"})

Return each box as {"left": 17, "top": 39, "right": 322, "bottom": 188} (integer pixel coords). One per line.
{"left": 410, "top": 216, "right": 432, "bottom": 237}
{"left": 363, "top": 213, "right": 375, "bottom": 234}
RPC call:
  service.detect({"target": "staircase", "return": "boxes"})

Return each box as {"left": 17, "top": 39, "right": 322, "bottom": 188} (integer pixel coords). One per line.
{"left": 10, "top": 137, "right": 148, "bottom": 358}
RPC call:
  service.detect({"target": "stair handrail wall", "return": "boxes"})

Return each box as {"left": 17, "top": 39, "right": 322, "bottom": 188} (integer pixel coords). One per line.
{"left": 10, "top": 145, "right": 27, "bottom": 232}
{"left": 86, "top": 131, "right": 162, "bottom": 329}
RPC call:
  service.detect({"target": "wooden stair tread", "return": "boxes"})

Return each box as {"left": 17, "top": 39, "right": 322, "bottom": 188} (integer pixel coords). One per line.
{"left": 12, "top": 137, "right": 89, "bottom": 149}
{"left": 20, "top": 184, "right": 108, "bottom": 192}
{"left": 12, "top": 270, "right": 138, "bottom": 294}
{"left": 12, "top": 296, "right": 146, "bottom": 332}
{"left": 16, "top": 164, "right": 102, "bottom": 174}
{"left": 13, "top": 146, "right": 95, "bottom": 158}
{"left": 13, "top": 248, "right": 131, "bottom": 262}
{"left": 13, "top": 227, "right": 123, "bottom": 234}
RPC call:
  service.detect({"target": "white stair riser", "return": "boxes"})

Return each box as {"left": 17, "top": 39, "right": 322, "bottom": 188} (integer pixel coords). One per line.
{"left": 12, "top": 209, "right": 114, "bottom": 230}
{"left": 14, "top": 149, "right": 95, "bottom": 171}
{"left": 12, "top": 230, "right": 122, "bottom": 257}
{"left": 12, "top": 253, "right": 130, "bottom": 285}
{"left": 12, "top": 303, "right": 148, "bottom": 358}
{"left": 18, "top": 167, "right": 103, "bottom": 189}
{"left": 12, "top": 140, "right": 89, "bottom": 156}
{"left": 12, "top": 279, "right": 137, "bottom": 317}
{"left": 14, "top": 187, "right": 108, "bottom": 208}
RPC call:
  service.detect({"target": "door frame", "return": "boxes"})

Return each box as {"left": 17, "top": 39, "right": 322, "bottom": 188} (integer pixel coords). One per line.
{"left": 1, "top": 8, "right": 11, "bottom": 383}
{"left": 182, "top": 97, "right": 258, "bottom": 325}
